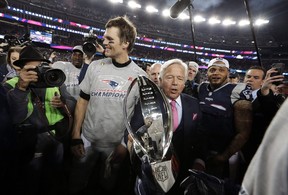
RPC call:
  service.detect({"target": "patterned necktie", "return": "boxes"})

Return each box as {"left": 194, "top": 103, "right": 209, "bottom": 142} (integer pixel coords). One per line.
{"left": 170, "top": 100, "right": 178, "bottom": 131}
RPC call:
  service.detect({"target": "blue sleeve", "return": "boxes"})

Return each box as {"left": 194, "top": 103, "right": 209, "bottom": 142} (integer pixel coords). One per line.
{"left": 78, "top": 63, "right": 89, "bottom": 84}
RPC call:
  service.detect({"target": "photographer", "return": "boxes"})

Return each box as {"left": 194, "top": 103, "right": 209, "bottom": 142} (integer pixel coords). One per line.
{"left": 4, "top": 45, "right": 76, "bottom": 195}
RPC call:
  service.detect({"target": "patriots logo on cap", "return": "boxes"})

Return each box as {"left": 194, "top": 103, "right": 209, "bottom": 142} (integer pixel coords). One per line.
{"left": 102, "top": 80, "right": 119, "bottom": 89}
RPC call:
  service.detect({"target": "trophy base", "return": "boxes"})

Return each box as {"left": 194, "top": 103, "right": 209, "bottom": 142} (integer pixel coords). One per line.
{"left": 151, "top": 160, "right": 175, "bottom": 193}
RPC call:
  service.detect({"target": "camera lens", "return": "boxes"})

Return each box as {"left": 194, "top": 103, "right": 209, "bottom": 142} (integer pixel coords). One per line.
{"left": 44, "top": 69, "right": 66, "bottom": 87}
{"left": 83, "top": 42, "right": 96, "bottom": 57}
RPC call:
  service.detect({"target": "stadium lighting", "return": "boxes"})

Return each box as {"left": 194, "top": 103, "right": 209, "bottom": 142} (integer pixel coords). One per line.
{"left": 162, "top": 9, "right": 170, "bottom": 17}
{"left": 179, "top": 12, "right": 189, "bottom": 20}
{"left": 109, "top": 0, "right": 123, "bottom": 3}
{"left": 146, "top": 5, "right": 158, "bottom": 13}
{"left": 255, "top": 19, "right": 269, "bottom": 26}
{"left": 222, "top": 19, "right": 236, "bottom": 26}
{"left": 194, "top": 15, "right": 206, "bottom": 23}
{"left": 236, "top": 55, "right": 243, "bottom": 59}
{"left": 208, "top": 17, "right": 221, "bottom": 25}
{"left": 238, "top": 20, "right": 250, "bottom": 26}
{"left": 128, "top": 1, "right": 141, "bottom": 9}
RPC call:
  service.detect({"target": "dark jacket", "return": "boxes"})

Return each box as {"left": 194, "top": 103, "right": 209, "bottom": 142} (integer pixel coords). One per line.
{"left": 0, "top": 84, "right": 17, "bottom": 195}
{"left": 0, "top": 63, "right": 8, "bottom": 83}
{"left": 4, "top": 81, "right": 76, "bottom": 131}
{"left": 0, "top": 84, "right": 16, "bottom": 155}
{"left": 242, "top": 89, "right": 285, "bottom": 164}
{"left": 182, "top": 80, "right": 199, "bottom": 98}
{"left": 4, "top": 79, "right": 76, "bottom": 162}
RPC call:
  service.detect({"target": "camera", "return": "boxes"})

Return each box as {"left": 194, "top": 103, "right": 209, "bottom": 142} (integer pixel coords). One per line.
{"left": 29, "top": 62, "right": 66, "bottom": 88}
{"left": 0, "top": 34, "right": 31, "bottom": 52}
{"left": 82, "top": 30, "right": 99, "bottom": 57}
{"left": 0, "top": 35, "right": 21, "bottom": 52}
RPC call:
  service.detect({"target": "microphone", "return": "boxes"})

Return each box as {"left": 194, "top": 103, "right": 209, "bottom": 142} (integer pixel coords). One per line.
{"left": 0, "top": 0, "right": 8, "bottom": 9}
{"left": 169, "top": 0, "right": 190, "bottom": 19}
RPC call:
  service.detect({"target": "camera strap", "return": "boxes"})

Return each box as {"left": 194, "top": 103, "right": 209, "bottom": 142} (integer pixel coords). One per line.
{"left": 31, "top": 89, "right": 73, "bottom": 141}
{"left": 31, "top": 89, "right": 50, "bottom": 131}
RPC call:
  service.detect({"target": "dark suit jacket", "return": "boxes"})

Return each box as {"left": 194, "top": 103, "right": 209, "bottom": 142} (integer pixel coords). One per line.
{"left": 242, "top": 89, "right": 285, "bottom": 164}
{"left": 126, "top": 93, "right": 205, "bottom": 194}
{"left": 172, "top": 93, "right": 204, "bottom": 173}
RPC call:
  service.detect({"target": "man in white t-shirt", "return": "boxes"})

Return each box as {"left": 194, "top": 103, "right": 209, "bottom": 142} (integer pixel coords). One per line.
{"left": 52, "top": 45, "right": 84, "bottom": 99}
{"left": 69, "top": 16, "right": 147, "bottom": 195}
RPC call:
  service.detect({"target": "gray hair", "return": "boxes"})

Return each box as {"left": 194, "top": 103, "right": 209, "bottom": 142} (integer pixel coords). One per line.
{"left": 188, "top": 61, "right": 199, "bottom": 73}
{"left": 150, "top": 62, "right": 162, "bottom": 69}
{"left": 159, "top": 59, "right": 188, "bottom": 81}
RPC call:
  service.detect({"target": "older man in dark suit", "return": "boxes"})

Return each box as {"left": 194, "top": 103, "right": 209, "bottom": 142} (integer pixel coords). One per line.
{"left": 126, "top": 59, "right": 205, "bottom": 195}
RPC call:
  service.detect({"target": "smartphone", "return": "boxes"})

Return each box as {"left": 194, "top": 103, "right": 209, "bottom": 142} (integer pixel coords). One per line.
{"left": 271, "top": 63, "right": 285, "bottom": 85}
{"left": 271, "top": 63, "right": 285, "bottom": 76}
{"left": 283, "top": 74, "right": 288, "bottom": 84}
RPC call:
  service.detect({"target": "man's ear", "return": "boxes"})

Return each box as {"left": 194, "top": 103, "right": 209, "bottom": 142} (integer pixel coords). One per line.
{"left": 159, "top": 78, "right": 163, "bottom": 87}
{"left": 122, "top": 41, "right": 129, "bottom": 50}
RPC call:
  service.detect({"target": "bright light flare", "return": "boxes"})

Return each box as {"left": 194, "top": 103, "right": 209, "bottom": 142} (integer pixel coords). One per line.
{"left": 208, "top": 17, "right": 221, "bottom": 24}
{"left": 255, "top": 19, "right": 269, "bottom": 26}
{"left": 194, "top": 15, "right": 206, "bottom": 23}
{"left": 146, "top": 5, "right": 158, "bottom": 13}
{"left": 179, "top": 13, "right": 189, "bottom": 20}
{"left": 128, "top": 1, "right": 141, "bottom": 9}
{"left": 109, "top": 0, "right": 123, "bottom": 3}
{"left": 238, "top": 20, "right": 250, "bottom": 26}
{"left": 222, "top": 19, "right": 236, "bottom": 26}
{"left": 162, "top": 9, "right": 170, "bottom": 17}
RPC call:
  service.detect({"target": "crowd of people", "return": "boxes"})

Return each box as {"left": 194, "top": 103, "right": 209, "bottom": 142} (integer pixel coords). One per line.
{"left": 2, "top": 0, "right": 284, "bottom": 70}
{"left": 1, "top": 1, "right": 288, "bottom": 195}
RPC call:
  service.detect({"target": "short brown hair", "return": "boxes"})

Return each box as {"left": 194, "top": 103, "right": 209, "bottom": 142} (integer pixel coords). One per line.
{"left": 105, "top": 16, "right": 137, "bottom": 53}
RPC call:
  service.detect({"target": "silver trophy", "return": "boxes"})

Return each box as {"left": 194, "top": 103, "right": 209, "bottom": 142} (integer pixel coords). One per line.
{"left": 124, "top": 75, "right": 176, "bottom": 193}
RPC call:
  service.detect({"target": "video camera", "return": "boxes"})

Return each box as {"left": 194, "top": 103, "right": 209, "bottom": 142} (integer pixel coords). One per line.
{"left": 0, "top": 34, "right": 31, "bottom": 52}
{"left": 29, "top": 62, "right": 66, "bottom": 88}
{"left": 82, "top": 30, "right": 99, "bottom": 57}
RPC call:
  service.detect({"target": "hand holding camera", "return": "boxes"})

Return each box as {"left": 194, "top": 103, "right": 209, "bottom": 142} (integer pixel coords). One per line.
{"left": 261, "top": 65, "right": 285, "bottom": 96}
{"left": 83, "top": 30, "right": 103, "bottom": 58}
{"left": 27, "top": 62, "right": 66, "bottom": 88}
{"left": 17, "top": 62, "right": 66, "bottom": 90}
{"left": 17, "top": 63, "right": 38, "bottom": 91}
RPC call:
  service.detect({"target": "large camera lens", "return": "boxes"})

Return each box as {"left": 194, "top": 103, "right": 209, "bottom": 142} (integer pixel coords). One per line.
{"left": 44, "top": 69, "right": 66, "bottom": 87}
{"left": 83, "top": 42, "right": 96, "bottom": 57}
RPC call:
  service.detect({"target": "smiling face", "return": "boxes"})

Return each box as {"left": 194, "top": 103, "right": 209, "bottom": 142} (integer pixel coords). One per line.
{"left": 159, "top": 63, "right": 186, "bottom": 100}
{"left": 71, "top": 51, "right": 83, "bottom": 68}
{"left": 207, "top": 65, "right": 229, "bottom": 89}
{"left": 103, "top": 26, "right": 129, "bottom": 62}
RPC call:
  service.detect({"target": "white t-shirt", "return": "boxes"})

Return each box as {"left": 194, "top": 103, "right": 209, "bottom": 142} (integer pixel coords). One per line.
{"left": 52, "top": 61, "right": 82, "bottom": 99}
{"left": 79, "top": 58, "right": 147, "bottom": 148}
